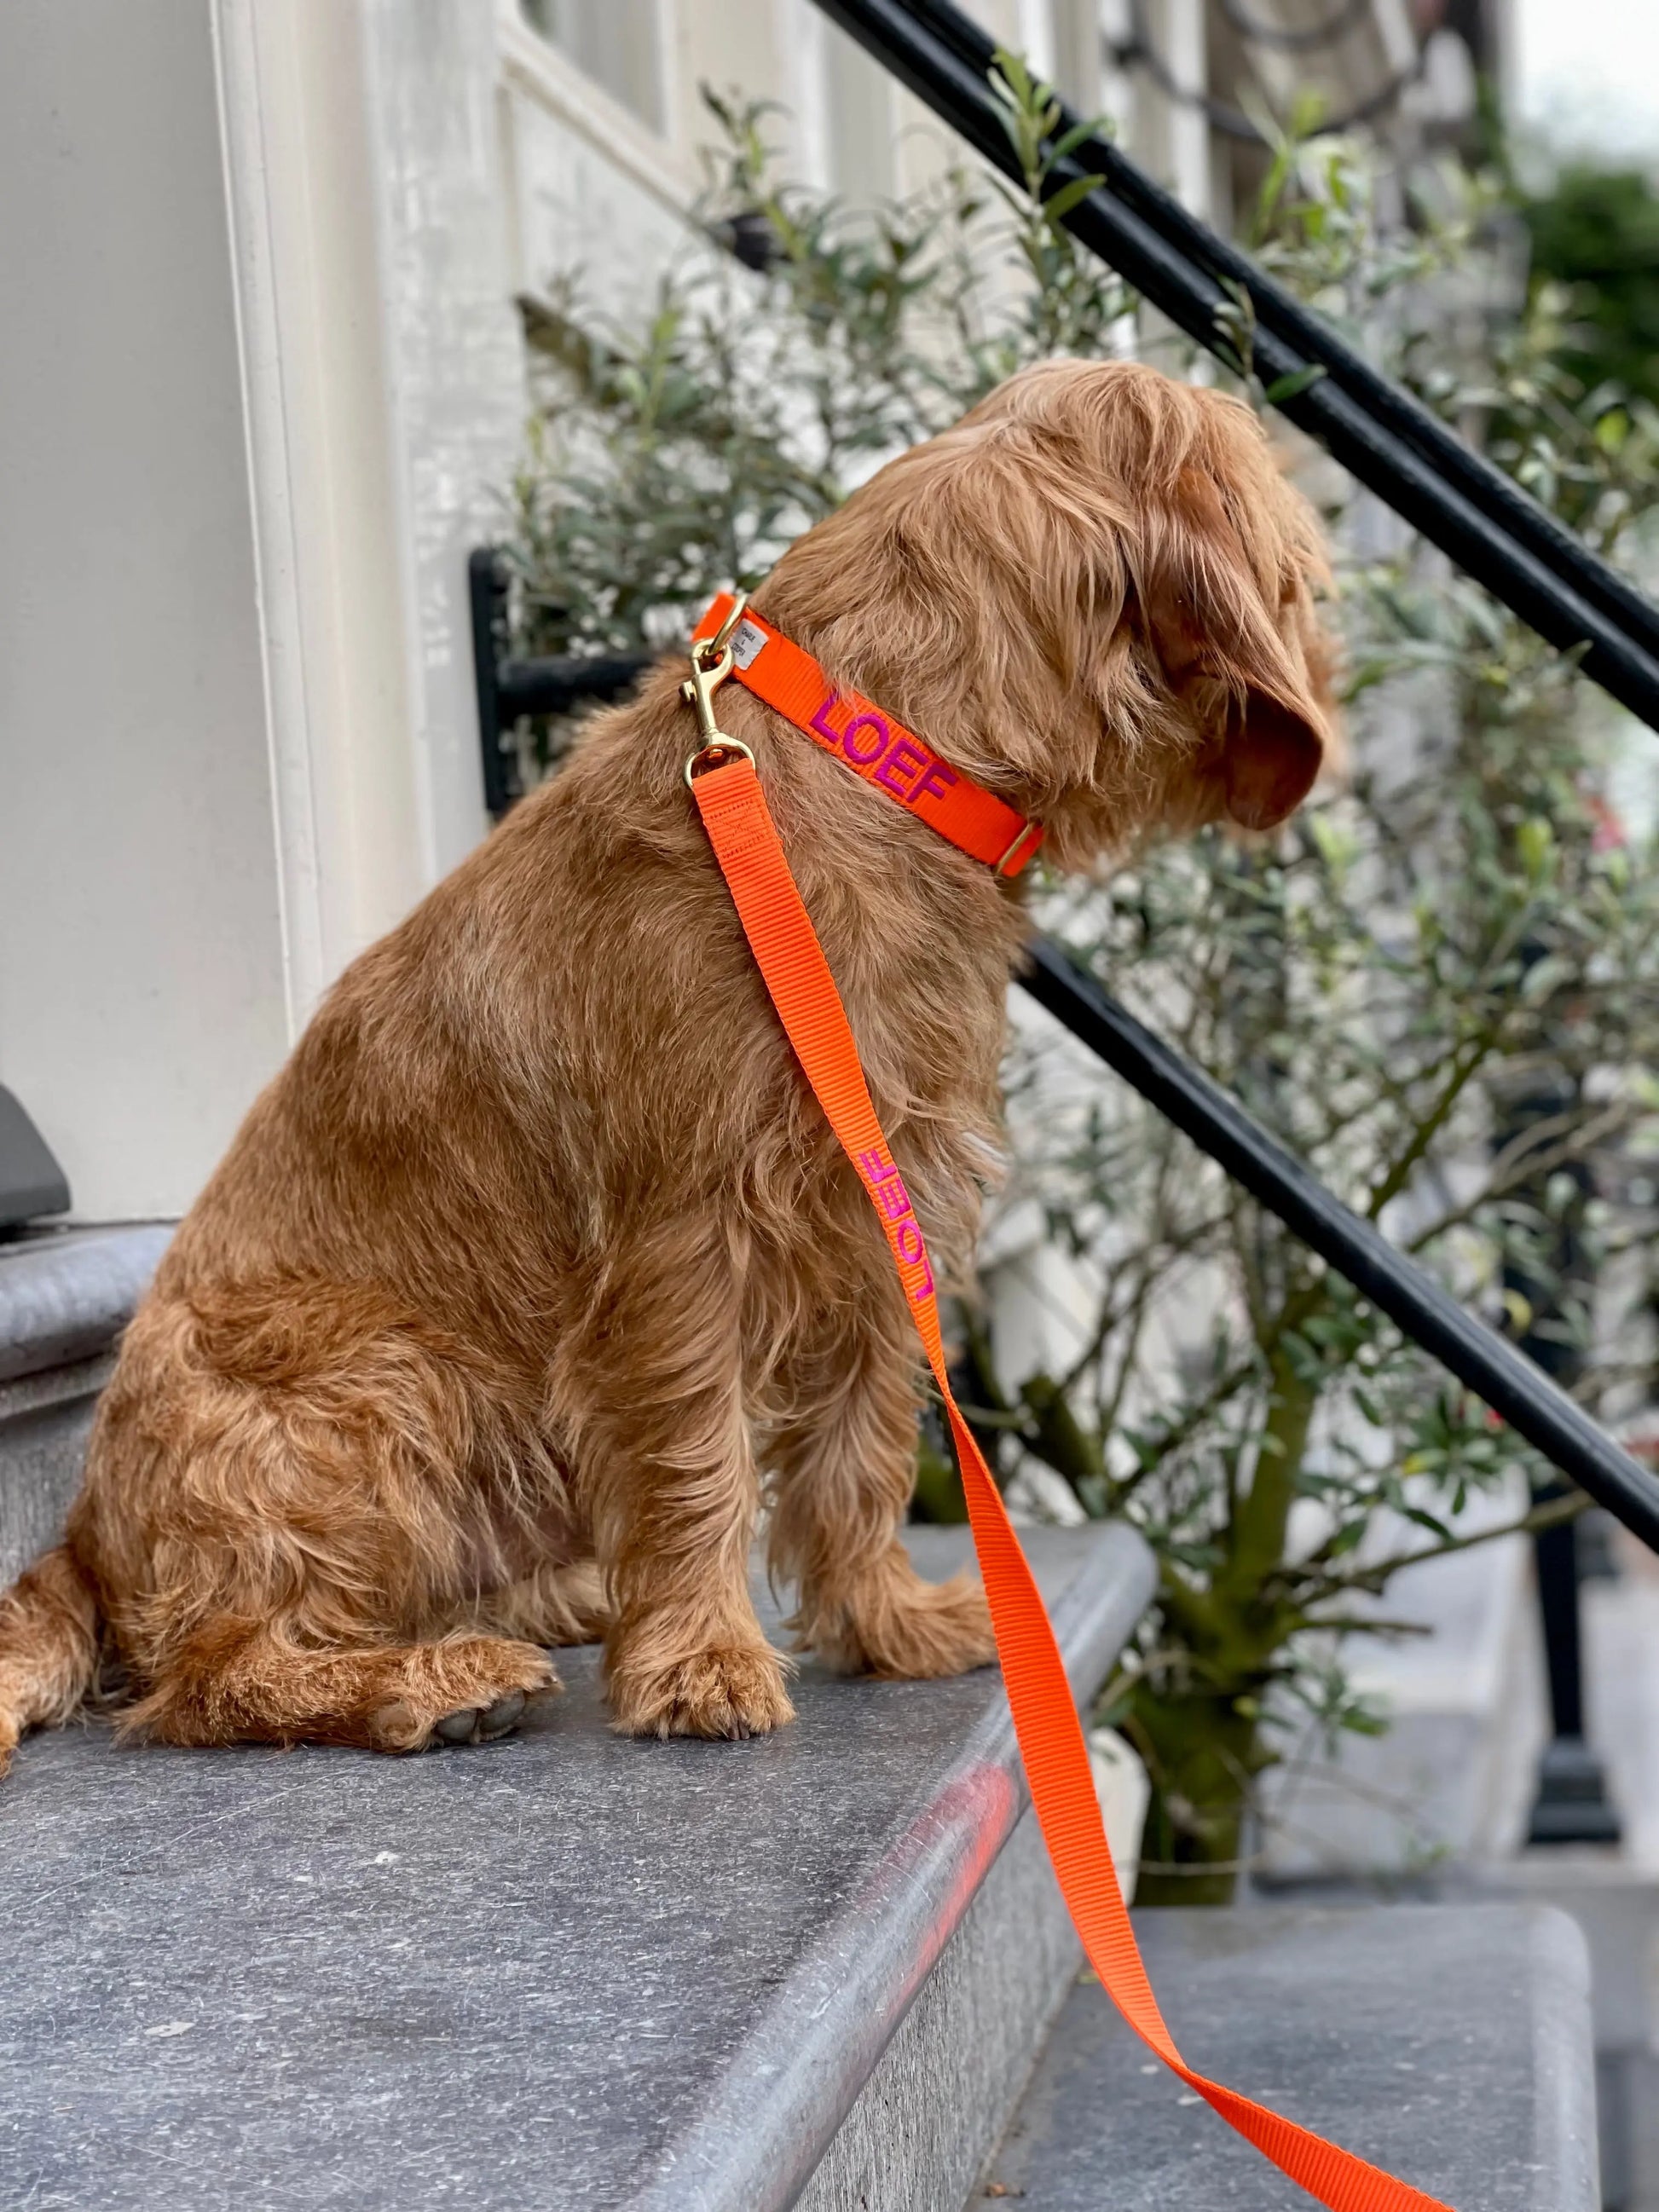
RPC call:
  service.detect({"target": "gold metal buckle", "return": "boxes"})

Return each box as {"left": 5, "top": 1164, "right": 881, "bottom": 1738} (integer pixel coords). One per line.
{"left": 681, "top": 592, "right": 754, "bottom": 787}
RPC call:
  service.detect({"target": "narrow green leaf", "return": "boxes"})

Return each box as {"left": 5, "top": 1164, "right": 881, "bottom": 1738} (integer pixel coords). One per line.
{"left": 1043, "top": 174, "right": 1107, "bottom": 226}
{"left": 1051, "top": 116, "right": 1108, "bottom": 164}
{"left": 1263, "top": 363, "right": 1329, "bottom": 405}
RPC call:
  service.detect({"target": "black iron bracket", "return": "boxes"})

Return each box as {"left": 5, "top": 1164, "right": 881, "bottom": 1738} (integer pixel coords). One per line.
{"left": 469, "top": 552, "right": 653, "bottom": 817}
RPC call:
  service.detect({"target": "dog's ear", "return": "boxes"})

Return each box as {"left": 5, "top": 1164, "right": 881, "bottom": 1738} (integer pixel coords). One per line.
{"left": 1141, "top": 464, "right": 1331, "bottom": 831}
{"left": 1220, "top": 684, "right": 1325, "bottom": 832}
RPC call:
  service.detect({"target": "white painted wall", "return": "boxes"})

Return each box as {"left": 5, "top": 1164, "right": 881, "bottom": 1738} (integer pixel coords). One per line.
{"left": 0, "top": 0, "right": 289, "bottom": 1222}
{"left": 500, "top": 8, "right": 698, "bottom": 320}
{"left": 361, "top": 0, "right": 527, "bottom": 886}
{"left": 0, "top": 0, "right": 529, "bottom": 1223}
{"left": 216, "top": 0, "right": 423, "bottom": 1037}
{"left": 216, "top": 0, "right": 528, "bottom": 1006}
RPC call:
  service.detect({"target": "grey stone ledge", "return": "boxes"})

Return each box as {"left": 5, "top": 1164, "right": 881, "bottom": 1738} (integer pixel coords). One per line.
{"left": 0, "top": 1227, "right": 172, "bottom": 1584}
{"left": 984, "top": 1900, "right": 1599, "bottom": 2212}
{"left": 0, "top": 1222, "right": 171, "bottom": 1383}
{"left": 1, "top": 1519, "right": 1153, "bottom": 2212}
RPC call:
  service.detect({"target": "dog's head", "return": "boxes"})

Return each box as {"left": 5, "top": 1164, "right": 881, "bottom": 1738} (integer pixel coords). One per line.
{"left": 760, "top": 359, "right": 1338, "bottom": 866}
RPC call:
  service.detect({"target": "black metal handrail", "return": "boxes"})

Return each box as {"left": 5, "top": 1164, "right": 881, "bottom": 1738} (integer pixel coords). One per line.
{"left": 812, "top": 0, "right": 1659, "bottom": 736}
{"left": 1022, "top": 942, "right": 1659, "bottom": 1549}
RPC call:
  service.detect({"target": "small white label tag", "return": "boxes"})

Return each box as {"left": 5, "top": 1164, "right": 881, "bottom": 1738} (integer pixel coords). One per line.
{"left": 731, "top": 618, "right": 767, "bottom": 671}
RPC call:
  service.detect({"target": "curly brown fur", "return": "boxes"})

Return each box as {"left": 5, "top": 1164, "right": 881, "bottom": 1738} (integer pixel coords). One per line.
{"left": 0, "top": 361, "right": 1336, "bottom": 1765}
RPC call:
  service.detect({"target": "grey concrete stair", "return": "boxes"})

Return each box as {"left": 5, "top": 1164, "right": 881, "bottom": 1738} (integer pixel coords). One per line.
{"left": 0, "top": 1222, "right": 1153, "bottom": 2212}
{"left": 0, "top": 1224, "right": 171, "bottom": 1581}
{"left": 2, "top": 1517, "right": 1153, "bottom": 2212}
{"left": 980, "top": 1901, "right": 1599, "bottom": 2211}
{"left": 0, "top": 1228, "right": 1606, "bottom": 2210}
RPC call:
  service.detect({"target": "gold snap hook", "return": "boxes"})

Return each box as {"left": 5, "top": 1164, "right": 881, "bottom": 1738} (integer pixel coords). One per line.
{"left": 680, "top": 644, "right": 734, "bottom": 747}
{"left": 706, "top": 589, "right": 749, "bottom": 661}
{"left": 681, "top": 593, "right": 754, "bottom": 786}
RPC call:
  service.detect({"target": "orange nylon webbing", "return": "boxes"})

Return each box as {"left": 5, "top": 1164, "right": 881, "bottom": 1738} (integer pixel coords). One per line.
{"left": 690, "top": 752, "right": 1454, "bottom": 2212}
{"left": 692, "top": 595, "right": 1044, "bottom": 877}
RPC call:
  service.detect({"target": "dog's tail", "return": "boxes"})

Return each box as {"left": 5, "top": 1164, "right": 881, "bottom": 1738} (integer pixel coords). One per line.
{"left": 0, "top": 1545, "right": 101, "bottom": 1779}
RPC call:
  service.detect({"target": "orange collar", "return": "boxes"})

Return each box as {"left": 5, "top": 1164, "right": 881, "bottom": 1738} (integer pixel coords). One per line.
{"left": 691, "top": 595, "right": 1044, "bottom": 878}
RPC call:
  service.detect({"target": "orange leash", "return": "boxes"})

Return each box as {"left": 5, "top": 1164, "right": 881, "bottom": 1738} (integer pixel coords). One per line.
{"left": 686, "top": 743, "right": 1454, "bottom": 2212}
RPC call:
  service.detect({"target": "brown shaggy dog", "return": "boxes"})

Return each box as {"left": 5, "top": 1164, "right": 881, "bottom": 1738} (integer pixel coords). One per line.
{"left": 0, "top": 361, "right": 1335, "bottom": 1771}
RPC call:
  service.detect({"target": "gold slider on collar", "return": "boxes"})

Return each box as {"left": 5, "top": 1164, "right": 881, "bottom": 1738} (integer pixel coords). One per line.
{"left": 994, "top": 821, "right": 1044, "bottom": 878}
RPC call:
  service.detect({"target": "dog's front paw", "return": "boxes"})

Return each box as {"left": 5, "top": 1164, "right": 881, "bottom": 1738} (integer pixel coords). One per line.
{"left": 609, "top": 1639, "right": 795, "bottom": 1741}
{"left": 367, "top": 1638, "right": 559, "bottom": 1753}
{"left": 806, "top": 1570, "right": 997, "bottom": 1680}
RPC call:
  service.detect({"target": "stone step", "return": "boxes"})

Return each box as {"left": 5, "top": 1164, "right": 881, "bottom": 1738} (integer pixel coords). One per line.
{"left": 1252, "top": 1486, "right": 1548, "bottom": 1878}
{"left": 2, "top": 1519, "right": 1153, "bottom": 2212}
{"left": 0, "top": 1217, "right": 1157, "bottom": 2208}
{"left": 0, "top": 1224, "right": 171, "bottom": 1582}
{"left": 979, "top": 1900, "right": 1599, "bottom": 2211}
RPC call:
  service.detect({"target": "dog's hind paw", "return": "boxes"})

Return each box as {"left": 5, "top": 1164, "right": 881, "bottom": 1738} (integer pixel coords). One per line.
{"left": 609, "top": 1640, "right": 795, "bottom": 1741}
{"left": 804, "top": 1569, "right": 997, "bottom": 1680}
